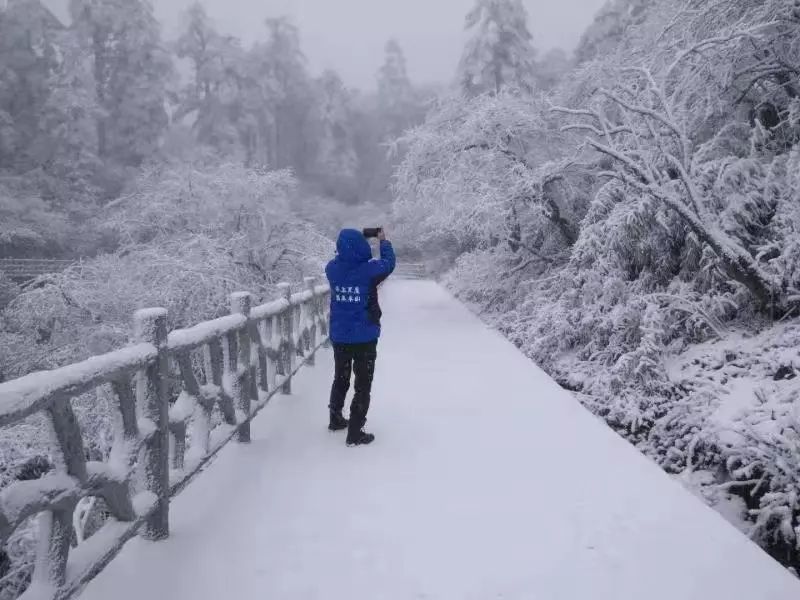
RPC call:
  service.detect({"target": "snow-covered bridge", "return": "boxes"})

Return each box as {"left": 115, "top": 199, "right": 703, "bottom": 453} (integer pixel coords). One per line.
{"left": 2, "top": 279, "right": 799, "bottom": 600}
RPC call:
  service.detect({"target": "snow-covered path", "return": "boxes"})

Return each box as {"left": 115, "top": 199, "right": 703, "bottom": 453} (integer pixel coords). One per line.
{"left": 79, "top": 281, "right": 799, "bottom": 600}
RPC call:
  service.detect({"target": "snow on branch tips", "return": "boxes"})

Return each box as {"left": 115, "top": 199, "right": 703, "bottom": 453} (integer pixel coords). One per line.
{"left": 551, "top": 70, "right": 785, "bottom": 312}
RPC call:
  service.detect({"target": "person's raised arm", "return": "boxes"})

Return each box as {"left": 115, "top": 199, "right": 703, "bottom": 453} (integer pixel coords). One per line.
{"left": 369, "top": 227, "right": 396, "bottom": 277}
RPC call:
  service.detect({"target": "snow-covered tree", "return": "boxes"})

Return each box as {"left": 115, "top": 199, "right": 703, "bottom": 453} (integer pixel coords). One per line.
{"left": 394, "top": 91, "right": 581, "bottom": 264}
{"left": 174, "top": 2, "right": 242, "bottom": 156}
{"left": 2, "top": 162, "right": 331, "bottom": 382}
{"left": 314, "top": 70, "right": 357, "bottom": 179}
{"left": 457, "top": 0, "right": 537, "bottom": 96}
{"left": 0, "top": 0, "right": 64, "bottom": 171}
{"left": 245, "top": 17, "right": 313, "bottom": 171}
{"left": 574, "top": 0, "right": 651, "bottom": 65}
{"left": 33, "top": 29, "right": 102, "bottom": 206}
{"left": 554, "top": 85, "right": 779, "bottom": 308}
{"left": 377, "top": 39, "right": 417, "bottom": 136}
{"left": 69, "top": 0, "right": 172, "bottom": 167}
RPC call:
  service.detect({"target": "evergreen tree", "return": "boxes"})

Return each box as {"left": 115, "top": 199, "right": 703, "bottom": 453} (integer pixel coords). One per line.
{"left": 457, "top": 0, "right": 537, "bottom": 96}
{"left": 377, "top": 39, "right": 416, "bottom": 136}
{"left": 174, "top": 2, "right": 242, "bottom": 156}
{"left": 351, "top": 39, "right": 428, "bottom": 205}
{"left": 314, "top": 69, "right": 357, "bottom": 179}
{"left": 34, "top": 28, "right": 102, "bottom": 205}
{"left": 246, "top": 17, "right": 313, "bottom": 171}
{"left": 69, "top": 0, "right": 171, "bottom": 167}
{"left": 573, "top": 0, "right": 650, "bottom": 65}
{"left": 0, "top": 0, "right": 63, "bottom": 170}
{"left": 0, "top": 0, "right": 100, "bottom": 256}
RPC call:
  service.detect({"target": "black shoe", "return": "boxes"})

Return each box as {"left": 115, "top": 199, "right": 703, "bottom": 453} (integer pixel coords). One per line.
{"left": 328, "top": 413, "right": 348, "bottom": 432}
{"left": 346, "top": 430, "right": 375, "bottom": 447}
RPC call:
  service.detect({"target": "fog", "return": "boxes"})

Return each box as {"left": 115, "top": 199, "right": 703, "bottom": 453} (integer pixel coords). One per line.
{"left": 46, "top": 0, "right": 607, "bottom": 89}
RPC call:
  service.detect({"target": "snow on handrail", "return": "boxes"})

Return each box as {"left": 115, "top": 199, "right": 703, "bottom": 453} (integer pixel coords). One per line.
{"left": 250, "top": 297, "right": 290, "bottom": 321}
{"left": 0, "top": 276, "right": 331, "bottom": 600}
{"left": 167, "top": 314, "right": 248, "bottom": 352}
{"left": 290, "top": 289, "right": 314, "bottom": 305}
{"left": 0, "top": 343, "right": 157, "bottom": 426}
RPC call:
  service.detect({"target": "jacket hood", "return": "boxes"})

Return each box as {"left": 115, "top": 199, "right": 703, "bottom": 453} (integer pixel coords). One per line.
{"left": 336, "top": 229, "right": 372, "bottom": 264}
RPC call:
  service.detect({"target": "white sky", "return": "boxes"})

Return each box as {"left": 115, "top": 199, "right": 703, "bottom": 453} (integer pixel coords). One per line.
{"left": 46, "top": 0, "right": 608, "bottom": 90}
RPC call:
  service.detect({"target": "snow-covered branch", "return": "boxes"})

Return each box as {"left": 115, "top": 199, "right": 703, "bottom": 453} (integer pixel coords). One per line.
{"left": 598, "top": 89, "right": 688, "bottom": 166}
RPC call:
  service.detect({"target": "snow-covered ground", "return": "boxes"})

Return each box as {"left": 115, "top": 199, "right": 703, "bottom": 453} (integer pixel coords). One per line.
{"left": 78, "top": 281, "right": 800, "bottom": 600}
{"left": 665, "top": 323, "right": 800, "bottom": 448}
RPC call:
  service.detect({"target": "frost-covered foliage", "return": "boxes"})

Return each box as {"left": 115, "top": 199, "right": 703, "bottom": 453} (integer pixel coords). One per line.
{"left": 70, "top": 0, "right": 172, "bottom": 168}
{"left": 1, "top": 162, "right": 330, "bottom": 379}
{"left": 173, "top": 2, "right": 244, "bottom": 158}
{"left": 396, "top": 0, "right": 800, "bottom": 570}
{"left": 395, "top": 91, "right": 583, "bottom": 266}
{"left": 458, "top": 0, "right": 538, "bottom": 95}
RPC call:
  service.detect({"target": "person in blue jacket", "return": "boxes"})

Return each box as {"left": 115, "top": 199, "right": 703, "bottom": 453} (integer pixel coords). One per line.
{"left": 325, "top": 227, "right": 396, "bottom": 446}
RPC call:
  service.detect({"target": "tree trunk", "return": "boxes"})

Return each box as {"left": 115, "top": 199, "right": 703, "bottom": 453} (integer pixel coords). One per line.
{"left": 92, "top": 31, "right": 107, "bottom": 159}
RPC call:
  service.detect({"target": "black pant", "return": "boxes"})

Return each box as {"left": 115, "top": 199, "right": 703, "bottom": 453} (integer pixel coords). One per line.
{"left": 329, "top": 341, "right": 377, "bottom": 432}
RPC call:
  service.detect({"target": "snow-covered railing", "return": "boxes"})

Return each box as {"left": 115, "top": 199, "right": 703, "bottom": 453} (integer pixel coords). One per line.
{"left": 0, "top": 259, "right": 74, "bottom": 282}
{"left": 393, "top": 263, "right": 427, "bottom": 279}
{"left": 0, "top": 277, "right": 330, "bottom": 600}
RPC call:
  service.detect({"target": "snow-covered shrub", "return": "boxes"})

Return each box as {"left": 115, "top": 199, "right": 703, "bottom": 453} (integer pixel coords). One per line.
{"left": 0, "top": 180, "right": 73, "bottom": 257}
{"left": 710, "top": 325, "right": 800, "bottom": 564}
{"left": 0, "top": 419, "right": 50, "bottom": 600}
{"left": 106, "top": 162, "right": 331, "bottom": 278}
{"left": 0, "top": 516, "right": 36, "bottom": 600}
{"left": 444, "top": 246, "right": 537, "bottom": 316}
{"left": 0, "top": 271, "right": 19, "bottom": 311}
{"left": 734, "top": 403, "right": 800, "bottom": 565}
{"left": 394, "top": 91, "right": 581, "bottom": 264}
{"left": 2, "top": 162, "right": 331, "bottom": 376}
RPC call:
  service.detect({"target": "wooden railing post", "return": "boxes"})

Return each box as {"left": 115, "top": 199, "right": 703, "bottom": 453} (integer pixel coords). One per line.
{"left": 277, "top": 283, "right": 294, "bottom": 394}
{"left": 134, "top": 308, "right": 170, "bottom": 541}
{"left": 230, "top": 292, "right": 253, "bottom": 443}
{"left": 204, "top": 338, "right": 237, "bottom": 426}
{"left": 304, "top": 276, "right": 317, "bottom": 365}
{"left": 321, "top": 286, "right": 331, "bottom": 348}
{"left": 33, "top": 395, "right": 89, "bottom": 589}
{"left": 256, "top": 318, "right": 270, "bottom": 394}
{"left": 266, "top": 315, "right": 279, "bottom": 392}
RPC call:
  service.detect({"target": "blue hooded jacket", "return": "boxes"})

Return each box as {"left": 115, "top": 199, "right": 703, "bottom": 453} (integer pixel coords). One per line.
{"left": 326, "top": 229, "right": 396, "bottom": 344}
